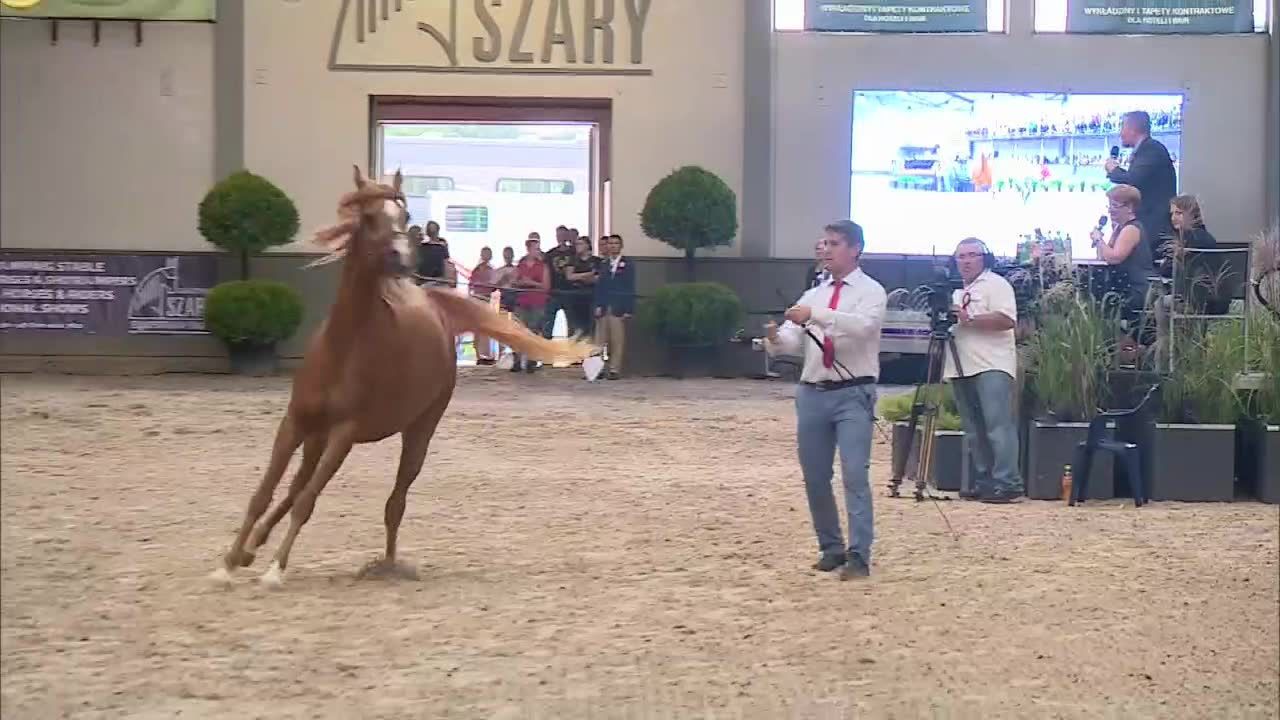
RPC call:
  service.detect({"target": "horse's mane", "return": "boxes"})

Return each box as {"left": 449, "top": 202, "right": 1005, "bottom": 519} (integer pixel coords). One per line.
{"left": 306, "top": 183, "right": 403, "bottom": 269}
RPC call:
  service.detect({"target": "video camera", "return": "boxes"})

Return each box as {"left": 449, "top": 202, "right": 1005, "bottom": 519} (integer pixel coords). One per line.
{"left": 924, "top": 270, "right": 964, "bottom": 331}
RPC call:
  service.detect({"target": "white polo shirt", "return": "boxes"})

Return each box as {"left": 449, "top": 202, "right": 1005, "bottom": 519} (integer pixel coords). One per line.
{"left": 944, "top": 270, "right": 1017, "bottom": 380}
{"left": 765, "top": 268, "right": 887, "bottom": 383}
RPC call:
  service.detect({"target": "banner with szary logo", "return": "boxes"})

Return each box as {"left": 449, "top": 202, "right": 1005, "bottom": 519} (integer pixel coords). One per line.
{"left": 0, "top": 0, "right": 215, "bottom": 21}
{"left": 1065, "top": 0, "right": 1253, "bottom": 33}
{"left": 805, "top": 0, "right": 988, "bottom": 32}
{"left": 0, "top": 253, "right": 217, "bottom": 335}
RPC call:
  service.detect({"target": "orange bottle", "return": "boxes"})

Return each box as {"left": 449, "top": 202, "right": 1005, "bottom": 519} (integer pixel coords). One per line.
{"left": 1061, "top": 465, "right": 1073, "bottom": 502}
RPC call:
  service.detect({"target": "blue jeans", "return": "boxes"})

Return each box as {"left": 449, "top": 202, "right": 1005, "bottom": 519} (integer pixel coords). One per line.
{"left": 795, "top": 384, "right": 876, "bottom": 565}
{"left": 950, "top": 370, "right": 1023, "bottom": 497}
{"left": 541, "top": 296, "right": 563, "bottom": 339}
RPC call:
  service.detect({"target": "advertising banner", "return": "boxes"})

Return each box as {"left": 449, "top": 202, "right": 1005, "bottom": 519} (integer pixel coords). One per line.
{"left": 1065, "top": 0, "right": 1253, "bottom": 33}
{"left": 0, "top": 0, "right": 215, "bottom": 21}
{"left": 806, "top": 0, "right": 988, "bottom": 32}
{"left": 0, "top": 253, "right": 217, "bottom": 335}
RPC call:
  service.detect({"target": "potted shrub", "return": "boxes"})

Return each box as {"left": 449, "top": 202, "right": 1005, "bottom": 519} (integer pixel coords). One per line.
{"left": 198, "top": 170, "right": 300, "bottom": 280}
{"left": 197, "top": 170, "right": 302, "bottom": 373}
{"left": 1024, "top": 287, "right": 1119, "bottom": 500}
{"left": 640, "top": 166, "right": 738, "bottom": 281}
{"left": 205, "top": 280, "right": 304, "bottom": 376}
{"left": 637, "top": 282, "right": 742, "bottom": 378}
{"left": 879, "top": 386, "right": 969, "bottom": 492}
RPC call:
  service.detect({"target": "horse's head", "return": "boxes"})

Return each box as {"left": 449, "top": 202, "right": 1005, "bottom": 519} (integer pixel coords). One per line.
{"left": 310, "top": 166, "right": 412, "bottom": 277}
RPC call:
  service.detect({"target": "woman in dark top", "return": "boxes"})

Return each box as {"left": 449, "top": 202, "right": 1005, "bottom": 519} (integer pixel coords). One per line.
{"left": 414, "top": 220, "right": 455, "bottom": 286}
{"left": 564, "top": 235, "right": 601, "bottom": 337}
{"left": 1153, "top": 195, "right": 1225, "bottom": 370}
{"left": 1090, "top": 184, "right": 1154, "bottom": 331}
{"left": 1169, "top": 194, "right": 1223, "bottom": 313}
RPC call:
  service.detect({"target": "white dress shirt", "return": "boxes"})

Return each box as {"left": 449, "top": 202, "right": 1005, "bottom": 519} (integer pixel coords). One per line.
{"left": 944, "top": 269, "right": 1018, "bottom": 380}
{"left": 765, "top": 268, "right": 887, "bottom": 383}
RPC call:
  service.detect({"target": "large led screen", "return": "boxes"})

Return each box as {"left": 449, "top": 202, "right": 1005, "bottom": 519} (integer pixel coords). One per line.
{"left": 851, "top": 91, "right": 1184, "bottom": 259}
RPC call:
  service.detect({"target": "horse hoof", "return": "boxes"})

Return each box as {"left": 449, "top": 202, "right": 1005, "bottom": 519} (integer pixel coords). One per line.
{"left": 225, "top": 548, "right": 256, "bottom": 568}
{"left": 259, "top": 562, "right": 284, "bottom": 589}
{"left": 356, "top": 556, "right": 420, "bottom": 581}
{"left": 208, "top": 566, "right": 233, "bottom": 587}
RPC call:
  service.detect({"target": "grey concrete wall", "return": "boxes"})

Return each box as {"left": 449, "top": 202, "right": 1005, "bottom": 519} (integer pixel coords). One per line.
{"left": 213, "top": 0, "right": 245, "bottom": 181}
{"left": 1270, "top": 0, "right": 1280, "bottom": 230}
{"left": 740, "top": 0, "right": 774, "bottom": 258}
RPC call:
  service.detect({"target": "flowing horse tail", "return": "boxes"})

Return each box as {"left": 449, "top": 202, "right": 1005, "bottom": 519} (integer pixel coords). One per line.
{"left": 425, "top": 289, "right": 597, "bottom": 364}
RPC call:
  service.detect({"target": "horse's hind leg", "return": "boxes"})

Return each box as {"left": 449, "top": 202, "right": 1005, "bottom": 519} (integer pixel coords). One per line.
{"left": 245, "top": 431, "right": 328, "bottom": 562}
{"left": 380, "top": 399, "right": 450, "bottom": 570}
{"left": 213, "top": 416, "right": 303, "bottom": 582}
{"left": 261, "top": 423, "right": 356, "bottom": 587}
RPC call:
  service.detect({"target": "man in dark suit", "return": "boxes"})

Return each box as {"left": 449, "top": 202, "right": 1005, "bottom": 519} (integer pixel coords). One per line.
{"left": 593, "top": 234, "right": 636, "bottom": 380}
{"left": 1106, "top": 111, "right": 1177, "bottom": 254}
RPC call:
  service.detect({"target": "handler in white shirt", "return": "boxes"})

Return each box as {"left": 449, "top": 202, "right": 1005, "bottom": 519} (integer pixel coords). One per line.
{"left": 765, "top": 220, "right": 886, "bottom": 580}
{"left": 944, "top": 238, "right": 1024, "bottom": 503}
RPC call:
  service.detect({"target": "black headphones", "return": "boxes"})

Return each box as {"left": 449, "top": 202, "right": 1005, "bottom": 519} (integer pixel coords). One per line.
{"left": 946, "top": 238, "right": 997, "bottom": 277}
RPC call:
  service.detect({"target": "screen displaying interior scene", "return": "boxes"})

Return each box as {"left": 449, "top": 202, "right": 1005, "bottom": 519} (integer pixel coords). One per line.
{"left": 850, "top": 91, "right": 1184, "bottom": 260}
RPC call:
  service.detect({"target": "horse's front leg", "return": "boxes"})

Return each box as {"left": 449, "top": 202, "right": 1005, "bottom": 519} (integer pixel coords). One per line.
{"left": 211, "top": 415, "right": 302, "bottom": 584}
{"left": 260, "top": 422, "right": 357, "bottom": 588}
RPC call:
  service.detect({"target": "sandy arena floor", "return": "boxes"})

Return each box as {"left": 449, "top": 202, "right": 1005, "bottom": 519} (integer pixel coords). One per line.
{"left": 1, "top": 370, "right": 1277, "bottom": 719}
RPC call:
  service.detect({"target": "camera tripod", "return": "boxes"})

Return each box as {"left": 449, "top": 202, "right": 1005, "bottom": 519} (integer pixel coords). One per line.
{"left": 886, "top": 315, "right": 992, "bottom": 502}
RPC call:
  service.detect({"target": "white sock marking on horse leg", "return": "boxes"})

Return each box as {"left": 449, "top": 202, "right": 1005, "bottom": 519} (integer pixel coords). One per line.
{"left": 208, "top": 566, "right": 233, "bottom": 586}
{"left": 259, "top": 561, "right": 284, "bottom": 589}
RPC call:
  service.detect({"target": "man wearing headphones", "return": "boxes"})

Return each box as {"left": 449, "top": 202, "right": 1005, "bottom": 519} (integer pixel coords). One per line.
{"left": 945, "top": 238, "right": 1024, "bottom": 503}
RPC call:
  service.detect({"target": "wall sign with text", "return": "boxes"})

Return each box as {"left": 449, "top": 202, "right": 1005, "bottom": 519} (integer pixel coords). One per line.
{"left": 1065, "top": 0, "right": 1253, "bottom": 33}
{"left": 0, "top": 0, "right": 215, "bottom": 21}
{"left": 805, "top": 0, "right": 988, "bottom": 32}
{"left": 330, "top": 0, "right": 654, "bottom": 75}
{"left": 0, "top": 253, "right": 217, "bottom": 335}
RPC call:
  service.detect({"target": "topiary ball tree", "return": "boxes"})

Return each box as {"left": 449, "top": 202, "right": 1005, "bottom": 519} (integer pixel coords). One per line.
{"left": 198, "top": 170, "right": 300, "bottom": 280}
{"left": 640, "top": 166, "right": 738, "bottom": 280}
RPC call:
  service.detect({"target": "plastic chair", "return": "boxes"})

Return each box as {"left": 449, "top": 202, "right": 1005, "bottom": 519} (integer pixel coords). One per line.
{"left": 1070, "top": 383, "right": 1161, "bottom": 507}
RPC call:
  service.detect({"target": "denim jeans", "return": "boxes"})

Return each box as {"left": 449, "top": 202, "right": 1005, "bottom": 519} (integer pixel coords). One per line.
{"left": 541, "top": 296, "right": 563, "bottom": 340}
{"left": 950, "top": 370, "right": 1023, "bottom": 497}
{"left": 795, "top": 383, "right": 876, "bottom": 565}
{"left": 515, "top": 306, "right": 546, "bottom": 369}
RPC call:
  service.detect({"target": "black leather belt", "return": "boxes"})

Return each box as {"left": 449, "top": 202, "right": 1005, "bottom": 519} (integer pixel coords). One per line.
{"left": 802, "top": 377, "right": 876, "bottom": 391}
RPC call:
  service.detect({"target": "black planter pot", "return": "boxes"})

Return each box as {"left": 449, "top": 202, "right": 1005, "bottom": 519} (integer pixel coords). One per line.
{"left": 227, "top": 342, "right": 279, "bottom": 376}
{"left": 930, "top": 430, "right": 966, "bottom": 492}
{"left": 662, "top": 343, "right": 720, "bottom": 379}
{"left": 1235, "top": 419, "right": 1280, "bottom": 503}
{"left": 891, "top": 422, "right": 920, "bottom": 483}
{"left": 1150, "top": 424, "right": 1236, "bottom": 502}
{"left": 890, "top": 423, "right": 972, "bottom": 492}
{"left": 717, "top": 338, "right": 766, "bottom": 379}
{"left": 1027, "top": 420, "right": 1114, "bottom": 500}
{"left": 1261, "top": 426, "right": 1280, "bottom": 504}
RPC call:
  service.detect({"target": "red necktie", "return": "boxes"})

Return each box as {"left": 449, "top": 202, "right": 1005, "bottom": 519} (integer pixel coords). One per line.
{"left": 822, "top": 281, "right": 843, "bottom": 369}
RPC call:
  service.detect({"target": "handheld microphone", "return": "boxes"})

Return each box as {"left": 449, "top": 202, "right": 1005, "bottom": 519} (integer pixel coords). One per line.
{"left": 1092, "top": 215, "right": 1108, "bottom": 247}
{"left": 1109, "top": 145, "right": 1120, "bottom": 160}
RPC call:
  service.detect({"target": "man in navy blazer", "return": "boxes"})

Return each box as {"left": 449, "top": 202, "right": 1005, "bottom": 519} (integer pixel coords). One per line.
{"left": 593, "top": 234, "right": 635, "bottom": 379}
{"left": 1106, "top": 111, "right": 1177, "bottom": 254}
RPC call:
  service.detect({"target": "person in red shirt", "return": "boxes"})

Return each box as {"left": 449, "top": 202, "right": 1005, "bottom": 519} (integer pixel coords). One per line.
{"left": 511, "top": 235, "right": 550, "bottom": 372}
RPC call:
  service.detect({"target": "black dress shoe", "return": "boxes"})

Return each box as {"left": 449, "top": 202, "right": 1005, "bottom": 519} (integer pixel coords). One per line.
{"left": 978, "top": 493, "right": 1023, "bottom": 504}
{"left": 812, "top": 552, "right": 846, "bottom": 572}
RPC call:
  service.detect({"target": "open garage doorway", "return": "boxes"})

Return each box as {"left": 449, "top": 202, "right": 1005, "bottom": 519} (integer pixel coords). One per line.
{"left": 371, "top": 97, "right": 612, "bottom": 364}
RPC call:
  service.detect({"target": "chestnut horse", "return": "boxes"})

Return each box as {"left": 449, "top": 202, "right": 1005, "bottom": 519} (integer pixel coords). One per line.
{"left": 212, "top": 167, "right": 592, "bottom": 587}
